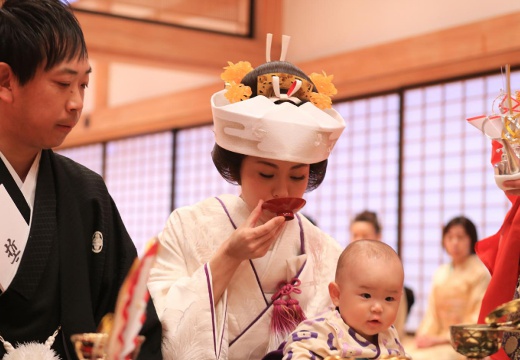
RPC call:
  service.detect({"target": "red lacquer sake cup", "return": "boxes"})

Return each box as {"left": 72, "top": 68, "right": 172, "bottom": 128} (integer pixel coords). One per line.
{"left": 261, "top": 197, "right": 306, "bottom": 221}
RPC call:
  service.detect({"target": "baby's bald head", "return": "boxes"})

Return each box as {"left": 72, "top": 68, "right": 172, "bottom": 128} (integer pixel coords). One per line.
{"left": 335, "top": 239, "right": 403, "bottom": 284}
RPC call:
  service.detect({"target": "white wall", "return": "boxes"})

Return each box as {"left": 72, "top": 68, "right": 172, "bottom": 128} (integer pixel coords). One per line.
{"left": 284, "top": 0, "right": 520, "bottom": 61}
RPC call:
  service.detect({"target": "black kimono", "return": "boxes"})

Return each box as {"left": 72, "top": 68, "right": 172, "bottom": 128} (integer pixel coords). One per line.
{"left": 0, "top": 149, "right": 162, "bottom": 359}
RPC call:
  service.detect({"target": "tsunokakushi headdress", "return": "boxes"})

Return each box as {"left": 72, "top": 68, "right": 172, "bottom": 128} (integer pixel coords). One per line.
{"left": 211, "top": 33, "right": 346, "bottom": 165}
{"left": 211, "top": 34, "right": 346, "bottom": 352}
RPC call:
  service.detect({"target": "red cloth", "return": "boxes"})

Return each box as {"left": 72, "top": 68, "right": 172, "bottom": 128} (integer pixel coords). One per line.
{"left": 476, "top": 140, "right": 520, "bottom": 359}
{"left": 491, "top": 140, "right": 503, "bottom": 165}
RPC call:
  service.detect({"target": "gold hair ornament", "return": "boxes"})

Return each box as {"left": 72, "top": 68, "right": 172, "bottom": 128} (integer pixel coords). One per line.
{"left": 219, "top": 36, "right": 337, "bottom": 109}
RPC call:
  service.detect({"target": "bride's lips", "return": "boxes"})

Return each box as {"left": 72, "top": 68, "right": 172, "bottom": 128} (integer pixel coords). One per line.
{"left": 261, "top": 197, "right": 306, "bottom": 221}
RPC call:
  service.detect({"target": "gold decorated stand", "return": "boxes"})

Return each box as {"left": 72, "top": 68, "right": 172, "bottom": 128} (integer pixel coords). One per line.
{"left": 450, "top": 298, "right": 520, "bottom": 359}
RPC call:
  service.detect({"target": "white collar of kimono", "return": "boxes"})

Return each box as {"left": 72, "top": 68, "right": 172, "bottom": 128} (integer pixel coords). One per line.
{"left": 0, "top": 150, "right": 41, "bottom": 213}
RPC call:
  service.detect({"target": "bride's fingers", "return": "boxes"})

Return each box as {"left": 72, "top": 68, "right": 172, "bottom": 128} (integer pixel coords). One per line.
{"left": 256, "top": 218, "right": 285, "bottom": 245}
{"left": 243, "top": 200, "right": 264, "bottom": 228}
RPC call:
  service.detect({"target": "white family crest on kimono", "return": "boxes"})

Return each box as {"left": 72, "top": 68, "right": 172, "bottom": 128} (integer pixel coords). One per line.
{"left": 148, "top": 194, "right": 342, "bottom": 360}
{"left": 91, "top": 231, "right": 103, "bottom": 253}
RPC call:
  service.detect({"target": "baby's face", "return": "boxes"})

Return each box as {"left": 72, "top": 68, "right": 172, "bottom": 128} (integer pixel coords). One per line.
{"left": 330, "top": 258, "right": 403, "bottom": 342}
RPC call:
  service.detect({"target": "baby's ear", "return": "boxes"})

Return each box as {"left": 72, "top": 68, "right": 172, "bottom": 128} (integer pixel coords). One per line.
{"left": 0, "top": 63, "right": 14, "bottom": 103}
{"left": 328, "top": 281, "right": 341, "bottom": 306}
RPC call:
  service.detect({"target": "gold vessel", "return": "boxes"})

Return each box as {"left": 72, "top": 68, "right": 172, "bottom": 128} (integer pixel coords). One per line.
{"left": 450, "top": 298, "right": 520, "bottom": 359}
{"left": 71, "top": 333, "right": 144, "bottom": 360}
{"left": 450, "top": 324, "right": 504, "bottom": 359}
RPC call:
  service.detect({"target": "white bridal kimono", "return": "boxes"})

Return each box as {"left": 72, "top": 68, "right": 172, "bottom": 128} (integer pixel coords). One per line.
{"left": 148, "top": 194, "right": 342, "bottom": 360}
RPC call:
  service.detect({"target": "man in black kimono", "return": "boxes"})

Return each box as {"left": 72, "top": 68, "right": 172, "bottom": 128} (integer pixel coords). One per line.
{"left": 0, "top": 0, "right": 162, "bottom": 358}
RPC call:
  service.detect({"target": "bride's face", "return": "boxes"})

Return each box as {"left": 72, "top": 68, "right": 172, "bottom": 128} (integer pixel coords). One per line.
{"left": 239, "top": 156, "right": 309, "bottom": 218}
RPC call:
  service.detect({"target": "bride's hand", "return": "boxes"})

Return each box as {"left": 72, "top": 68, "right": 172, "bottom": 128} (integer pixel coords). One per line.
{"left": 223, "top": 200, "right": 285, "bottom": 261}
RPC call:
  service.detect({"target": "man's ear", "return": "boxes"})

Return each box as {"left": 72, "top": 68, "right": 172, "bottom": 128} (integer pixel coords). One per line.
{"left": 328, "top": 281, "right": 341, "bottom": 307}
{"left": 0, "top": 62, "right": 14, "bottom": 103}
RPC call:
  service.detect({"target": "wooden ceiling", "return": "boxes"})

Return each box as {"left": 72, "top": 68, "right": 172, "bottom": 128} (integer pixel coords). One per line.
{"left": 61, "top": 1, "right": 520, "bottom": 148}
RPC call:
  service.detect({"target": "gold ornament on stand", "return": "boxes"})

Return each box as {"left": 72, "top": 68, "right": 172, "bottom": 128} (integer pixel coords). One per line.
{"left": 450, "top": 324, "right": 504, "bottom": 359}
{"left": 450, "top": 298, "right": 520, "bottom": 359}
{"left": 70, "top": 332, "right": 145, "bottom": 360}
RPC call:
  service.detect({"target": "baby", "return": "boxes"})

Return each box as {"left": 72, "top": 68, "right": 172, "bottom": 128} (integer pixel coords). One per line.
{"left": 282, "top": 240, "right": 407, "bottom": 359}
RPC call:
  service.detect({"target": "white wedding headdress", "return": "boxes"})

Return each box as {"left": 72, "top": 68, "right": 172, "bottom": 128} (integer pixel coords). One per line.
{"left": 211, "top": 34, "right": 346, "bottom": 164}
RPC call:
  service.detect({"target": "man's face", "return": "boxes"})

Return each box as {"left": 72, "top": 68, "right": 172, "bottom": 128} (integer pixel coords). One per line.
{"left": 3, "top": 58, "right": 91, "bottom": 151}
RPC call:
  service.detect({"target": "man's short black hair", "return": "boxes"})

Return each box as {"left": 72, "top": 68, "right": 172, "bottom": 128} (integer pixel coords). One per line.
{"left": 0, "top": 0, "right": 88, "bottom": 85}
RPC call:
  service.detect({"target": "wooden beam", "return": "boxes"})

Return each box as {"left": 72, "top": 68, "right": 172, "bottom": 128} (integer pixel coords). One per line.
{"left": 63, "top": 83, "right": 222, "bottom": 147}
{"left": 75, "top": 0, "right": 282, "bottom": 74}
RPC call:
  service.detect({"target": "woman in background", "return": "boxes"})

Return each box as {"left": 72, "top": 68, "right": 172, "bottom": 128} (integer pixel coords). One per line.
{"left": 409, "top": 216, "right": 490, "bottom": 360}
{"left": 350, "top": 210, "right": 382, "bottom": 242}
